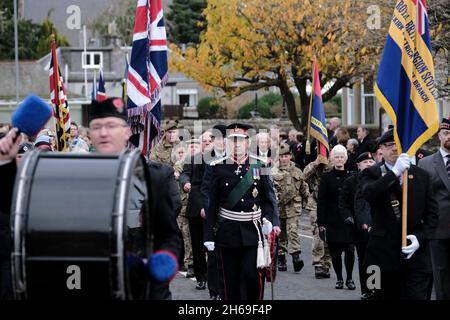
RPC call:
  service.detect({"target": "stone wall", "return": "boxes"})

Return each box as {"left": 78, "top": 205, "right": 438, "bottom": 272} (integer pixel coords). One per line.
{"left": 0, "top": 61, "right": 49, "bottom": 98}
{"left": 177, "top": 118, "right": 295, "bottom": 133}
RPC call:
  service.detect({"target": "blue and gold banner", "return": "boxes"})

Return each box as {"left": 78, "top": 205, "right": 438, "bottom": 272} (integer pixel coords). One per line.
{"left": 374, "top": 0, "right": 439, "bottom": 156}
{"left": 309, "top": 61, "right": 329, "bottom": 163}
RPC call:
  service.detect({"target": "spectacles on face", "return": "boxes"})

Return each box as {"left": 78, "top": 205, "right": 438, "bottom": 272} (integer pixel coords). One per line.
{"left": 89, "top": 123, "right": 127, "bottom": 132}
{"left": 382, "top": 142, "right": 396, "bottom": 148}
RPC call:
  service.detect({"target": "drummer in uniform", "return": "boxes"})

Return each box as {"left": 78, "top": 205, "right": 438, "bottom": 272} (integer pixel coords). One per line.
{"left": 204, "top": 123, "right": 281, "bottom": 300}
{"left": 88, "top": 98, "right": 182, "bottom": 299}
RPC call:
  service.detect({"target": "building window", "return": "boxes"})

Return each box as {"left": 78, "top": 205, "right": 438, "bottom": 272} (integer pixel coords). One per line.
{"left": 179, "top": 94, "right": 190, "bottom": 107}
{"left": 364, "top": 94, "right": 376, "bottom": 124}
{"left": 176, "top": 89, "right": 198, "bottom": 107}
{"left": 82, "top": 51, "right": 103, "bottom": 69}
{"left": 362, "top": 80, "right": 376, "bottom": 125}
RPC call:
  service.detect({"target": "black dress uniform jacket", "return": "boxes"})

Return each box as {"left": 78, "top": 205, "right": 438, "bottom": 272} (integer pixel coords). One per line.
{"left": 317, "top": 168, "right": 353, "bottom": 243}
{"left": 360, "top": 162, "right": 438, "bottom": 270}
{"left": 0, "top": 161, "right": 16, "bottom": 300}
{"left": 147, "top": 161, "right": 182, "bottom": 259}
{"left": 0, "top": 161, "right": 16, "bottom": 258}
{"left": 180, "top": 154, "right": 206, "bottom": 218}
{"left": 339, "top": 173, "right": 368, "bottom": 243}
{"left": 205, "top": 156, "right": 279, "bottom": 248}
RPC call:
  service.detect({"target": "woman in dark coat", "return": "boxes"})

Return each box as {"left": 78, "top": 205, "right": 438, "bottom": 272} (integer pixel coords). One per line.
{"left": 317, "top": 144, "right": 355, "bottom": 290}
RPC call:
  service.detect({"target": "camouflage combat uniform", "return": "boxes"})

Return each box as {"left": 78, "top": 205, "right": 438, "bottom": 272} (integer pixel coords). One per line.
{"left": 173, "top": 160, "right": 194, "bottom": 274}
{"left": 272, "top": 148, "right": 310, "bottom": 272}
{"left": 149, "top": 139, "right": 178, "bottom": 166}
{"left": 303, "top": 161, "right": 332, "bottom": 276}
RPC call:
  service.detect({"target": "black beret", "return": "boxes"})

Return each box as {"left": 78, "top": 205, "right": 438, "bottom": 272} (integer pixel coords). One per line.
{"left": 212, "top": 124, "right": 227, "bottom": 138}
{"left": 377, "top": 128, "right": 394, "bottom": 147}
{"left": 356, "top": 151, "right": 374, "bottom": 163}
{"left": 89, "top": 97, "right": 127, "bottom": 122}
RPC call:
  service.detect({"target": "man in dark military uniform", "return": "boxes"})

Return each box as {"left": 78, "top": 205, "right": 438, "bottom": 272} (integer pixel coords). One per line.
{"left": 204, "top": 123, "right": 280, "bottom": 300}
{"left": 360, "top": 128, "right": 438, "bottom": 300}
{"left": 339, "top": 152, "right": 376, "bottom": 299}
{"left": 201, "top": 124, "right": 227, "bottom": 300}
{"left": 89, "top": 98, "right": 182, "bottom": 300}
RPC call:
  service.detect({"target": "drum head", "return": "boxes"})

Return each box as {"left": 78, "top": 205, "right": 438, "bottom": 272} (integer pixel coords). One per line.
{"left": 11, "top": 150, "right": 152, "bottom": 299}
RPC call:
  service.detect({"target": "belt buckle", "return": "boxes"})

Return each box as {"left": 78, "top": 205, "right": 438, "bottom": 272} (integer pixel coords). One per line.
{"left": 391, "top": 200, "right": 400, "bottom": 207}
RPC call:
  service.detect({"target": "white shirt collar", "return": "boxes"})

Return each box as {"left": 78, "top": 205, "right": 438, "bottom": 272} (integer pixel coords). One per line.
{"left": 440, "top": 148, "right": 450, "bottom": 162}
{"left": 214, "top": 149, "right": 225, "bottom": 158}
{"left": 384, "top": 161, "right": 394, "bottom": 171}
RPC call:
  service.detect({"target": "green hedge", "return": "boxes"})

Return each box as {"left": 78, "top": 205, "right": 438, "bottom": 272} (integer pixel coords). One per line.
{"left": 197, "top": 96, "right": 220, "bottom": 119}
{"left": 237, "top": 93, "right": 282, "bottom": 119}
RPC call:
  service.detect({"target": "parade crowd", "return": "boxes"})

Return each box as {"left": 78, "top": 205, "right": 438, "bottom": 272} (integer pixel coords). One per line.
{"left": 0, "top": 100, "right": 449, "bottom": 301}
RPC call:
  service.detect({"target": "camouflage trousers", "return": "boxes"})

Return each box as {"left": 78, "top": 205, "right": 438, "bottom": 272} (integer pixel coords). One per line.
{"left": 278, "top": 216, "right": 302, "bottom": 255}
{"left": 308, "top": 209, "right": 331, "bottom": 269}
{"left": 177, "top": 213, "right": 193, "bottom": 268}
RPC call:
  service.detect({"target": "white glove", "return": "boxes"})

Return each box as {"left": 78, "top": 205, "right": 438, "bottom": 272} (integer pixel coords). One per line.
{"left": 402, "top": 234, "right": 420, "bottom": 259}
{"left": 204, "top": 241, "right": 215, "bottom": 251}
{"left": 391, "top": 153, "right": 411, "bottom": 177}
{"left": 262, "top": 218, "right": 273, "bottom": 236}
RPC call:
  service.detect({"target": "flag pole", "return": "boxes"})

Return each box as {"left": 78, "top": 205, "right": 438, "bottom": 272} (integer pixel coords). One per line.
{"left": 305, "top": 61, "right": 315, "bottom": 155}
{"left": 402, "top": 169, "right": 408, "bottom": 247}
{"left": 51, "top": 35, "right": 60, "bottom": 151}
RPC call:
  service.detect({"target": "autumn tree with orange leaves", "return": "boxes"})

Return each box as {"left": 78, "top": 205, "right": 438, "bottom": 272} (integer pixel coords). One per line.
{"left": 170, "top": 0, "right": 399, "bottom": 129}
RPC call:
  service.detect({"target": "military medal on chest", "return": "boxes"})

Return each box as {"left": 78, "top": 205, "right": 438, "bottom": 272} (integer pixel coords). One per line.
{"left": 234, "top": 165, "right": 242, "bottom": 176}
{"left": 252, "top": 187, "right": 258, "bottom": 198}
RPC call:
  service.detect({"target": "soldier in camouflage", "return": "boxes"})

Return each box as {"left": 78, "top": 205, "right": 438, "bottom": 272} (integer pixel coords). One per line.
{"left": 303, "top": 156, "right": 332, "bottom": 278}
{"left": 172, "top": 142, "right": 194, "bottom": 278}
{"left": 149, "top": 120, "right": 180, "bottom": 165}
{"left": 272, "top": 143, "right": 310, "bottom": 273}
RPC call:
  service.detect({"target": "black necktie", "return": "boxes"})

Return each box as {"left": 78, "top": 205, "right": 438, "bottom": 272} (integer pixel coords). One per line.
{"left": 446, "top": 155, "right": 450, "bottom": 179}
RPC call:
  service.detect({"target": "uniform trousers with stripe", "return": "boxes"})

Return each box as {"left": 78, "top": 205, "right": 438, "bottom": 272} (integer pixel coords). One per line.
{"left": 217, "top": 246, "right": 264, "bottom": 300}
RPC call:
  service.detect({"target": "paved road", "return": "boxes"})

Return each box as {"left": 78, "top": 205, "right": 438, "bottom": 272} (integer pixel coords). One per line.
{"left": 171, "top": 213, "right": 362, "bottom": 300}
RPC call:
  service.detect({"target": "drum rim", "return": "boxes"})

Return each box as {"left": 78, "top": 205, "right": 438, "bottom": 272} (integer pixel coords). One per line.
{"left": 11, "top": 149, "right": 42, "bottom": 299}
{"left": 112, "top": 148, "right": 143, "bottom": 299}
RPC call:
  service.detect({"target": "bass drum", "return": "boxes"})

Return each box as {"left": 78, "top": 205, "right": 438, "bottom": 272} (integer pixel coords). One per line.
{"left": 11, "top": 149, "right": 153, "bottom": 299}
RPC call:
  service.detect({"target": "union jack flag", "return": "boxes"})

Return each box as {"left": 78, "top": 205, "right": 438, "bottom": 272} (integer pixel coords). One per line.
{"left": 49, "top": 39, "right": 70, "bottom": 152}
{"left": 96, "top": 68, "right": 106, "bottom": 102}
{"left": 414, "top": 0, "right": 427, "bottom": 36}
{"left": 127, "top": 0, "right": 168, "bottom": 157}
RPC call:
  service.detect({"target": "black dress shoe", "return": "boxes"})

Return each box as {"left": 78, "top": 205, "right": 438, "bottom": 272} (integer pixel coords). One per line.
{"left": 335, "top": 280, "right": 344, "bottom": 289}
{"left": 292, "top": 253, "right": 304, "bottom": 273}
{"left": 277, "top": 255, "right": 287, "bottom": 272}
{"left": 346, "top": 279, "right": 356, "bottom": 290}
{"left": 186, "top": 268, "right": 195, "bottom": 278}
{"left": 196, "top": 281, "right": 207, "bottom": 290}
